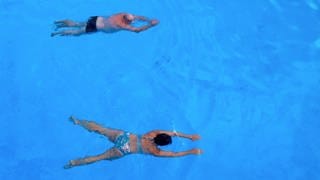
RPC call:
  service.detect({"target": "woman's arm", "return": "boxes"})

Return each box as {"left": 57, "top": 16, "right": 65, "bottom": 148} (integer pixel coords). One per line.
{"left": 154, "top": 149, "right": 202, "bottom": 157}
{"left": 175, "top": 132, "right": 201, "bottom": 140}
{"left": 152, "top": 130, "right": 201, "bottom": 141}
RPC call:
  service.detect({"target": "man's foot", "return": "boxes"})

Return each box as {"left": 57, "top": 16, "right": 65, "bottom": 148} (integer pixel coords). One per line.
{"left": 63, "top": 160, "right": 75, "bottom": 169}
{"left": 51, "top": 32, "right": 60, "bottom": 37}
{"left": 69, "top": 116, "right": 80, "bottom": 125}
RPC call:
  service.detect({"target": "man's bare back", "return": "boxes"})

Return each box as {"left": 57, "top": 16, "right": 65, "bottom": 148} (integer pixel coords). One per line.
{"left": 51, "top": 13, "right": 159, "bottom": 37}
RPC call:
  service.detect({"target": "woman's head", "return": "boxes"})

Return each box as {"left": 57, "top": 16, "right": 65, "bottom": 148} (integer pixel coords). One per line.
{"left": 154, "top": 133, "right": 172, "bottom": 146}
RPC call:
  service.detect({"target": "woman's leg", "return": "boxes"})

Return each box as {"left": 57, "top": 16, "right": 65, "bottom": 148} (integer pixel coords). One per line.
{"left": 64, "top": 148, "right": 123, "bottom": 169}
{"left": 69, "top": 116, "right": 123, "bottom": 142}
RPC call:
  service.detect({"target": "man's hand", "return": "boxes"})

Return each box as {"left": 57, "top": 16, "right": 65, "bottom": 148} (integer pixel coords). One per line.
{"left": 150, "top": 19, "right": 159, "bottom": 26}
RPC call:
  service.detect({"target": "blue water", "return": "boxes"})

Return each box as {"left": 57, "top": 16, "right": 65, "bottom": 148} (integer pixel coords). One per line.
{"left": 1, "top": 0, "right": 320, "bottom": 179}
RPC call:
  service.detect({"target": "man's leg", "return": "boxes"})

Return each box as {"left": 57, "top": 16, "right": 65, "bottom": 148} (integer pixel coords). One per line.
{"left": 54, "top": 19, "right": 86, "bottom": 29}
{"left": 51, "top": 29, "right": 86, "bottom": 37}
{"left": 69, "top": 116, "right": 123, "bottom": 142}
{"left": 64, "top": 148, "right": 123, "bottom": 169}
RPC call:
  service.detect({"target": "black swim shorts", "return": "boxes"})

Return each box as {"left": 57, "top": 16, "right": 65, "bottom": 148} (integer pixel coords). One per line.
{"left": 85, "top": 16, "right": 98, "bottom": 33}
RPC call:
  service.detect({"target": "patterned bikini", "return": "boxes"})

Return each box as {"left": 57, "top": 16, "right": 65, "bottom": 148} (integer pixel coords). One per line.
{"left": 114, "top": 132, "right": 143, "bottom": 155}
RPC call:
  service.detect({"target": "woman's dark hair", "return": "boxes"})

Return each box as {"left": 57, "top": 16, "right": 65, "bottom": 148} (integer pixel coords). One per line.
{"left": 154, "top": 133, "right": 172, "bottom": 146}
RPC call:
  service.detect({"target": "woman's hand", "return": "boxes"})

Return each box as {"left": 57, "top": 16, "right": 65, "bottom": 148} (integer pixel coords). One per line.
{"left": 190, "top": 148, "right": 203, "bottom": 155}
{"left": 190, "top": 134, "right": 201, "bottom": 141}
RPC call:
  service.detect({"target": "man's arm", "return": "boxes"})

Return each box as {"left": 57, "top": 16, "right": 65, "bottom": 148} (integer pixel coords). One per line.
{"left": 134, "top": 15, "right": 150, "bottom": 22}
{"left": 124, "top": 19, "right": 159, "bottom": 33}
{"left": 125, "top": 24, "right": 154, "bottom": 33}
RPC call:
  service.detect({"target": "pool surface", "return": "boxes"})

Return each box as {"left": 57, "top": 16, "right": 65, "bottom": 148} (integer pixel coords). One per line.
{"left": 1, "top": 0, "right": 320, "bottom": 179}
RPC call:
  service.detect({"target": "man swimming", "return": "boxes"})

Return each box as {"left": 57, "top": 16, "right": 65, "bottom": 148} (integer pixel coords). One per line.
{"left": 64, "top": 116, "right": 202, "bottom": 169}
{"left": 51, "top": 13, "right": 159, "bottom": 37}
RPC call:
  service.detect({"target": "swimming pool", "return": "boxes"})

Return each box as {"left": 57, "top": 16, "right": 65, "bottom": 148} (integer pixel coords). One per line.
{"left": 1, "top": 0, "right": 320, "bottom": 179}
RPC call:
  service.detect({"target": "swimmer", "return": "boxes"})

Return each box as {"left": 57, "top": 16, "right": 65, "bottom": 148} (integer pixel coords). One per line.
{"left": 51, "top": 13, "right": 159, "bottom": 37}
{"left": 64, "top": 116, "right": 202, "bottom": 169}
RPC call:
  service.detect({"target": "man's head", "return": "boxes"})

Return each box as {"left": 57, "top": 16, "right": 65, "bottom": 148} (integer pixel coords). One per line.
{"left": 124, "top": 14, "right": 134, "bottom": 23}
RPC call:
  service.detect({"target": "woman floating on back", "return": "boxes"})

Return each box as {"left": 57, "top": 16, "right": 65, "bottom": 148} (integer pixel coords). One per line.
{"left": 51, "top": 12, "right": 159, "bottom": 37}
{"left": 64, "top": 116, "right": 202, "bottom": 169}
